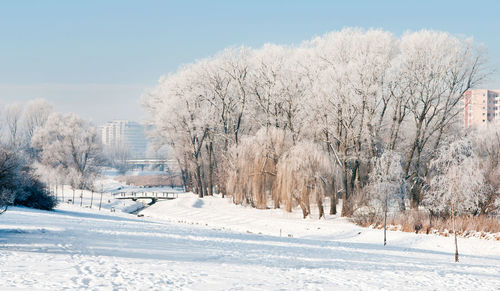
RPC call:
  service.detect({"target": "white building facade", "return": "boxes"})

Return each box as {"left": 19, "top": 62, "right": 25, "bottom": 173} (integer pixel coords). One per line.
{"left": 100, "top": 120, "right": 149, "bottom": 159}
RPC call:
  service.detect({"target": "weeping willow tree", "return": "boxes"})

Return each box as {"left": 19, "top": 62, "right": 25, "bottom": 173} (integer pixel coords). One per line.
{"left": 226, "top": 128, "right": 291, "bottom": 209}
{"left": 275, "top": 142, "right": 335, "bottom": 218}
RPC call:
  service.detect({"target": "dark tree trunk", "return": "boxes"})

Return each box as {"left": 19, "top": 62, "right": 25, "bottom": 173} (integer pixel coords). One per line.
{"left": 318, "top": 199, "right": 324, "bottom": 219}
{"left": 341, "top": 168, "right": 350, "bottom": 217}
{"left": 196, "top": 164, "right": 203, "bottom": 198}
{"left": 90, "top": 190, "right": 94, "bottom": 208}
{"left": 330, "top": 178, "right": 337, "bottom": 215}
{"left": 208, "top": 142, "right": 214, "bottom": 196}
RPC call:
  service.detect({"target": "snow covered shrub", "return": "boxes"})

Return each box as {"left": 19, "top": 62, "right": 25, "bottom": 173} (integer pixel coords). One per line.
{"left": 0, "top": 146, "right": 56, "bottom": 213}
{"left": 424, "top": 138, "right": 487, "bottom": 216}
{"left": 14, "top": 169, "right": 56, "bottom": 211}
{"left": 0, "top": 147, "right": 21, "bottom": 213}
{"left": 226, "top": 128, "right": 292, "bottom": 208}
{"left": 275, "top": 141, "right": 334, "bottom": 218}
{"left": 470, "top": 126, "right": 500, "bottom": 215}
{"left": 351, "top": 206, "right": 380, "bottom": 227}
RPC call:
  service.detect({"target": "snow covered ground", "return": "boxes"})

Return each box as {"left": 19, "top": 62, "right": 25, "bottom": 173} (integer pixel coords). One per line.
{"left": 1, "top": 183, "right": 499, "bottom": 290}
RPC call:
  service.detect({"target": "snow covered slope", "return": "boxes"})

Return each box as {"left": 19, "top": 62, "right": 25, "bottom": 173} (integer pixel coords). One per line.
{"left": 142, "top": 194, "right": 500, "bottom": 257}
{"left": 1, "top": 193, "right": 499, "bottom": 290}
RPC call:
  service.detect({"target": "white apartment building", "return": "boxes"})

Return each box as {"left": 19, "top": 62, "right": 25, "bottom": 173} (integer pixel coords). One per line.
{"left": 100, "top": 120, "right": 149, "bottom": 158}
{"left": 464, "top": 89, "right": 500, "bottom": 128}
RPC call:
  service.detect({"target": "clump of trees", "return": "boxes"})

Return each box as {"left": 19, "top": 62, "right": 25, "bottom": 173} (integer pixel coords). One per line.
{"left": 0, "top": 145, "right": 57, "bottom": 213}
{"left": 31, "top": 112, "right": 103, "bottom": 191}
{"left": 103, "top": 142, "right": 131, "bottom": 174}
{"left": 143, "top": 28, "right": 498, "bottom": 239}
{"left": 0, "top": 100, "right": 55, "bottom": 212}
{"left": 0, "top": 100, "right": 103, "bottom": 213}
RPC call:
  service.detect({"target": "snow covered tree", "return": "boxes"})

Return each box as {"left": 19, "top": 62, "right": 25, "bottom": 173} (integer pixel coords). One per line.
{"left": 470, "top": 126, "right": 500, "bottom": 214}
{"left": 368, "top": 151, "right": 406, "bottom": 245}
{"left": 103, "top": 142, "right": 131, "bottom": 175}
{"left": 398, "top": 31, "right": 486, "bottom": 209}
{"left": 4, "top": 103, "right": 23, "bottom": 149}
{"left": 308, "top": 28, "right": 398, "bottom": 216}
{"left": 22, "top": 99, "right": 52, "bottom": 159}
{"left": 143, "top": 28, "right": 488, "bottom": 220}
{"left": 0, "top": 147, "right": 20, "bottom": 214}
{"left": 424, "top": 138, "right": 487, "bottom": 262}
{"left": 32, "top": 113, "right": 103, "bottom": 190}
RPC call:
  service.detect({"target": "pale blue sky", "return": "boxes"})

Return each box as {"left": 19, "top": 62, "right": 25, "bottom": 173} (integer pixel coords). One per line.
{"left": 1, "top": 0, "right": 499, "bottom": 123}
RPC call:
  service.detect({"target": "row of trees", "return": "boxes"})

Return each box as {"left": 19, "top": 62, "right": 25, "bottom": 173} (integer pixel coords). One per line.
{"left": 143, "top": 28, "right": 498, "bottom": 222}
{"left": 0, "top": 99, "right": 103, "bottom": 212}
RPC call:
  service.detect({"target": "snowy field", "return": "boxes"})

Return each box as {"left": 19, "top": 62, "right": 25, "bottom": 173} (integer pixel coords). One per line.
{"left": 0, "top": 184, "right": 499, "bottom": 290}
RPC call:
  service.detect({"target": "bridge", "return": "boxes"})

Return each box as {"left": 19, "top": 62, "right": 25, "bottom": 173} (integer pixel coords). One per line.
{"left": 114, "top": 191, "right": 179, "bottom": 205}
{"left": 126, "top": 159, "right": 179, "bottom": 172}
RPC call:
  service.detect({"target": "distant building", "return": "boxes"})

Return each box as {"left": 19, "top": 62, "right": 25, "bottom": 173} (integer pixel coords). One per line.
{"left": 464, "top": 89, "right": 500, "bottom": 128}
{"left": 100, "top": 120, "right": 149, "bottom": 159}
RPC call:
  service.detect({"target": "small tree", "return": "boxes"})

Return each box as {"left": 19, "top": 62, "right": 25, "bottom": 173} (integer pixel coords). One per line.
{"left": 424, "top": 138, "right": 486, "bottom": 262}
{"left": 369, "top": 151, "right": 406, "bottom": 245}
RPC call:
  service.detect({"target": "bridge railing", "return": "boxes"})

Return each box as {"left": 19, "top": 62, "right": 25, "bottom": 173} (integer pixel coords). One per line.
{"left": 113, "top": 191, "right": 179, "bottom": 199}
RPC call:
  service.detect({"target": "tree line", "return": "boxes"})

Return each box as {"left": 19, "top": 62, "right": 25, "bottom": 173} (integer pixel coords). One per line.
{"left": 142, "top": 28, "right": 498, "bottom": 223}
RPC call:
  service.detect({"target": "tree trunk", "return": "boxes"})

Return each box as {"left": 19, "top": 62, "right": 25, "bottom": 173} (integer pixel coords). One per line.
{"left": 341, "top": 167, "right": 350, "bottom": 217}
{"left": 201, "top": 172, "right": 208, "bottom": 198}
{"left": 208, "top": 142, "right": 214, "bottom": 196}
{"left": 318, "top": 199, "right": 324, "bottom": 219}
{"left": 90, "top": 190, "right": 94, "bottom": 208}
{"left": 221, "top": 184, "right": 226, "bottom": 198}
{"left": 330, "top": 178, "right": 337, "bottom": 215}
{"left": 350, "top": 161, "right": 359, "bottom": 196}
{"left": 384, "top": 191, "right": 388, "bottom": 246}
{"left": 186, "top": 171, "right": 193, "bottom": 193}
{"left": 196, "top": 164, "right": 203, "bottom": 198}
{"left": 452, "top": 204, "right": 459, "bottom": 262}
{"left": 410, "top": 181, "right": 422, "bottom": 209}
{"left": 299, "top": 199, "right": 308, "bottom": 218}
{"left": 99, "top": 191, "right": 103, "bottom": 210}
